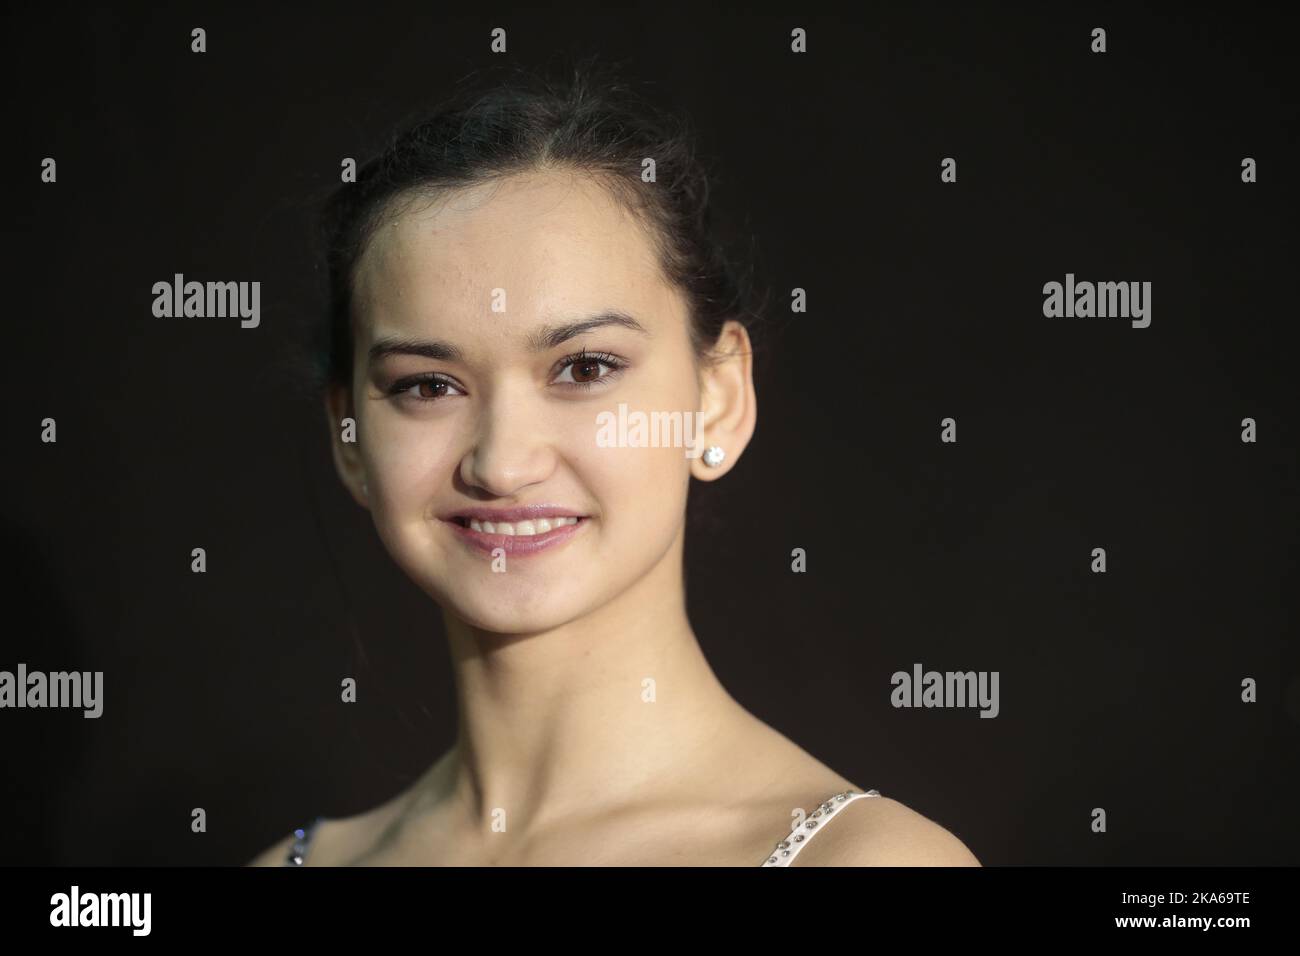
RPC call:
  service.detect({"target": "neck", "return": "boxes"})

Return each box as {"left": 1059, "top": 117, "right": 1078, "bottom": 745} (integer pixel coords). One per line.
{"left": 428, "top": 524, "right": 747, "bottom": 835}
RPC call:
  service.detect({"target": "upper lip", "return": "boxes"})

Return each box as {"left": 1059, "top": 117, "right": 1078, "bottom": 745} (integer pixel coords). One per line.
{"left": 441, "top": 504, "right": 588, "bottom": 523}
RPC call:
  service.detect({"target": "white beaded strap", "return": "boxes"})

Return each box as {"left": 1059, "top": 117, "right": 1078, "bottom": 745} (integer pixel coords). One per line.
{"left": 760, "top": 789, "right": 881, "bottom": 866}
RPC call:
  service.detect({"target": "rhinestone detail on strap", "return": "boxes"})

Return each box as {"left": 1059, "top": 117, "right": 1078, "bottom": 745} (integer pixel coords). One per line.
{"left": 760, "top": 789, "right": 881, "bottom": 866}
{"left": 283, "top": 816, "right": 324, "bottom": 866}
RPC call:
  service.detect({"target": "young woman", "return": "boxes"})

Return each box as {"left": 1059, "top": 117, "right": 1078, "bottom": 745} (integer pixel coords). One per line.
{"left": 249, "top": 61, "right": 979, "bottom": 867}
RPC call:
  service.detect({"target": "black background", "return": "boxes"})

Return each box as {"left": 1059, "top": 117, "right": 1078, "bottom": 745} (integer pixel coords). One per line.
{"left": 2, "top": 1, "right": 1297, "bottom": 866}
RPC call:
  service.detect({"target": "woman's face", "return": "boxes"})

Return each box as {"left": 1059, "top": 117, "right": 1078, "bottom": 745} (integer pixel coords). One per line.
{"left": 337, "top": 170, "right": 711, "bottom": 634}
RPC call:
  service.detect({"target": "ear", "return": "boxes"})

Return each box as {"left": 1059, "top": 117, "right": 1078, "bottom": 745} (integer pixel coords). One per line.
{"left": 324, "top": 384, "right": 370, "bottom": 509}
{"left": 691, "top": 319, "right": 757, "bottom": 481}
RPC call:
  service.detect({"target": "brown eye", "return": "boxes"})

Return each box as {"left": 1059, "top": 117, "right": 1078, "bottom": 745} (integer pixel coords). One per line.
{"left": 553, "top": 351, "right": 626, "bottom": 388}
{"left": 387, "top": 375, "right": 464, "bottom": 404}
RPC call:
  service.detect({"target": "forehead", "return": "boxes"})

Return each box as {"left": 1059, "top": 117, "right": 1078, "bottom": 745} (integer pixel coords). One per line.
{"left": 352, "top": 170, "right": 677, "bottom": 337}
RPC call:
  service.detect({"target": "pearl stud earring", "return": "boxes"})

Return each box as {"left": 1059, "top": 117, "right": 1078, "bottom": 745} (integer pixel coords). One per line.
{"left": 702, "top": 445, "right": 725, "bottom": 468}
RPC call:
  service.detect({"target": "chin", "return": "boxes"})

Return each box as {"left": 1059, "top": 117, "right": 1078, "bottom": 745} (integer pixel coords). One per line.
{"left": 418, "top": 572, "right": 600, "bottom": 635}
{"left": 436, "top": 592, "right": 592, "bottom": 636}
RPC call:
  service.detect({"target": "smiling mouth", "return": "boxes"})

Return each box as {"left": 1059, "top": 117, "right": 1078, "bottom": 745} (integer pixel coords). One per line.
{"left": 450, "top": 515, "right": 586, "bottom": 536}
{"left": 444, "top": 513, "right": 590, "bottom": 557}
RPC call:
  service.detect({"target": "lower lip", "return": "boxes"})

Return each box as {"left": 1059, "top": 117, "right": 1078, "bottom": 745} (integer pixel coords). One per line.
{"left": 443, "top": 517, "right": 589, "bottom": 557}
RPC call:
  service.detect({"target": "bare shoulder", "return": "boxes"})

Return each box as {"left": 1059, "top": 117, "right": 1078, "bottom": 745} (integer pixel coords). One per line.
{"left": 245, "top": 832, "right": 297, "bottom": 867}
{"left": 729, "top": 716, "right": 978, "bottom": 866}
{"left": 791, "top": 793, "right": 981, "bottom": 867}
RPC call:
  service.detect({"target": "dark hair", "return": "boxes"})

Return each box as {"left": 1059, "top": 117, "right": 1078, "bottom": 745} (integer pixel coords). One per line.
{"left": 313, "top": 55, "right": 767, "bottom": 393}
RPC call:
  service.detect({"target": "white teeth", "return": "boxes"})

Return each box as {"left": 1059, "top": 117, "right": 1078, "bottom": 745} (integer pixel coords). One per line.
{"left": 467, "top": 516, "right": 579, "bottom": 535}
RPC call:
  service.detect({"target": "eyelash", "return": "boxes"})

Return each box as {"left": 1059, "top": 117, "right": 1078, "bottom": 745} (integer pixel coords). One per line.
{"left": 385, "top": 349, "right": 629, "bottom": 404}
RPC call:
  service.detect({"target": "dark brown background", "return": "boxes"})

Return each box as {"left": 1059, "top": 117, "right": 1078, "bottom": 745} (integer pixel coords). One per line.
{"left": 2, "top": 1, "right": 1297, "bottom": 865}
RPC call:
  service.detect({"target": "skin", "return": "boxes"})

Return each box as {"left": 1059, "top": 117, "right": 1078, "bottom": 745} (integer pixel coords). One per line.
{"left": 247, "top": 168, "right": 980, "bottom": 866}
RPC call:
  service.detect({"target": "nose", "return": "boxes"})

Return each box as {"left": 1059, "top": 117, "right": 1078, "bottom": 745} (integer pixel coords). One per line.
{"left": 458, "top": 383, "right": 559, "bottom": 497}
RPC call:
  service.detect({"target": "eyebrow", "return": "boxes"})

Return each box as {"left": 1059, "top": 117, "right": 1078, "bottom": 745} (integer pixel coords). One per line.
{"left": 367, "top": 310, "right": 649, "bottom": 365}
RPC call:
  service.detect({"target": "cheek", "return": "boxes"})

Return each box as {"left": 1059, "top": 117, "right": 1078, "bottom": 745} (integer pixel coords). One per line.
{"left": 575, "top": 362, "right": 701, "bottom": 532}
{"left": 359, "top": 408, "right": 460, "bottom": 511}
{"left": 578, "top": 433, "right": 694, "bottom": 548}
